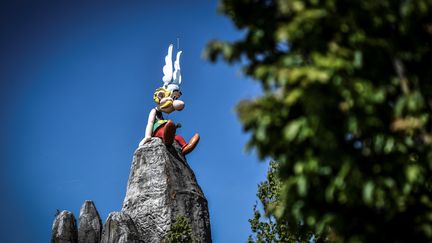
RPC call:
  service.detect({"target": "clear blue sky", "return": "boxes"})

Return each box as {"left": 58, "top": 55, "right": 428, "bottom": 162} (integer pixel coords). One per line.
{"left": 0, "top": 1, "right": 269, "bottom": 242}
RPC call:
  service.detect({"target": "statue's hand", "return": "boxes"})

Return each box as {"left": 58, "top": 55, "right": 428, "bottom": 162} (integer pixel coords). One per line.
{"left": 139, "top": 136, "right": 152, "bottom": 146}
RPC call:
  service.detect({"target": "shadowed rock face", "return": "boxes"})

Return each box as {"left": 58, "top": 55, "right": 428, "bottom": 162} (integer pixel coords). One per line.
{"left": 78, "top": 200, "right": 102, "bottom": 243}
{"left": 122, "top": 138, "right": 211, "bottom": 242}
{"left": 51, "top": 137, "right": 211, "bottom": 242}
{"left": 51, "top": 211, "right": 78, "bottom": 243}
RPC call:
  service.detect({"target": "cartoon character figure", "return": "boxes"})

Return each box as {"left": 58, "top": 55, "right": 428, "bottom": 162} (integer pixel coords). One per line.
{"left": 139, "top": 44, "right": 199, "bottom": 155}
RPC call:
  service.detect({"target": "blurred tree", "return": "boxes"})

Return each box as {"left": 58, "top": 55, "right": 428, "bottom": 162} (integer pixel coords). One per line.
{"left": 248, "top": 161, "right": 325, "bottom": 243}
{"left": 206, "top": 0, "right": 432, "bottom": 242}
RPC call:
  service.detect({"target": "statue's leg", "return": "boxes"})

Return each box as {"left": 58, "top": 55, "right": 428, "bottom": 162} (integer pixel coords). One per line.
{"left": 161, "top": 120, "right": 176, "bottom": 145}
{"left": 174, "top": 135, "right": 187, "bottom": 148}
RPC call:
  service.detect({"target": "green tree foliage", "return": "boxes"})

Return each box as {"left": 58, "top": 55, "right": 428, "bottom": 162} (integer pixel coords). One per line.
{"left": 165, "top": 215, "right": 194, "bottom": 243}
{"left": 206, "top": 0, "right": 432, "bottom": 242}
{"left": 248, "top": 161, "right": 323, "bottom": 243}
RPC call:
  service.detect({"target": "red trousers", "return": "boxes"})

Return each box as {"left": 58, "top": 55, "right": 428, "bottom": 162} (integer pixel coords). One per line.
{"left": 154, "top": 123, "right": 187, "bottom": 148}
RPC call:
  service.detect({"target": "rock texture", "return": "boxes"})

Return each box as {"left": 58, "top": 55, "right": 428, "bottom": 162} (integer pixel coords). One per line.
{"left": 122, "top": 138, "right": 211, "bottom": 242}
{"left": 78, "top": 200, "right": 102, "bottom": 243}
{"left": 100, "top": 212, "right": 141, "bottom": 243}
{"left": 51, "top": 137, "right": 211, "bottom": 242}
{"left": 51, "top": 211, "right": 78, "bottom": 243}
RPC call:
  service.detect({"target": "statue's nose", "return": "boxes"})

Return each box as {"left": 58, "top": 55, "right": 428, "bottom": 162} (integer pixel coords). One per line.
{"left": 173, "top": 100, "right": 184, "bottom": 111}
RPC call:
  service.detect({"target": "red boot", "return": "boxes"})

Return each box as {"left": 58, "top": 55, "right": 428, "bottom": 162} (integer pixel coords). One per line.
{"left": 182, "top": 134, "right": 200, "bottom": 155}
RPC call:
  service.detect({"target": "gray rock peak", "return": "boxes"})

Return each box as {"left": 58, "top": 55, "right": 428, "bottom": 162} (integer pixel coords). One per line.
{"left": 51, "top": 211, "right": 78, "bottom": 243}
{"left": 122, "top": 138, "right": 211, "bottom": 242}
{"left": 78, "top": 200, "right": 102, "bottom": 243}
{"left": 51, "top": 137, "right": 211, "bottom": 242}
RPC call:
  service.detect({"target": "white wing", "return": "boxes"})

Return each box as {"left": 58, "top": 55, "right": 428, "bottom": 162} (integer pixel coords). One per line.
{"left": 173, "top": 51, "right": 182, "bottom": 85}
{"left": 162, "top": 44, "right": 173, "bottom": 85}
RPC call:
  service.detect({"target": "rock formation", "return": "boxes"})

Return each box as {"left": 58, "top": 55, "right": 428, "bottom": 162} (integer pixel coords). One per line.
{"left": 122, "top": 138, "right": 211, "bottom": 242}
{"left": 78, "top": 201, "right": 102, "bottom": 243}
{"left": 51, "top": 211, "right": 78, "bottom": 243}
{"left": 100, "top": 212, "right": 141, "bottom": 243}
{"left": 51, "top": 138, "right": 211, "bottom": 243}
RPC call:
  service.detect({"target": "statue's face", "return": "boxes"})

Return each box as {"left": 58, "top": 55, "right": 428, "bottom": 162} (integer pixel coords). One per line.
{"left": 156, "top": 89, "right": 184, "bottom": 114}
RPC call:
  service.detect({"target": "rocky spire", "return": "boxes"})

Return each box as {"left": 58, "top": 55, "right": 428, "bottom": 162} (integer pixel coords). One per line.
{"left": 51, "top": 138, "right": 211, "bottom": 242}
{"left": 78, "top": 201, "right": 102, "bottom": 243}
{"left": 51, "top": 211, "right": 78, "bottom": 243}
{"left": 121, "top": 138, "right": 211, "bottom": 242}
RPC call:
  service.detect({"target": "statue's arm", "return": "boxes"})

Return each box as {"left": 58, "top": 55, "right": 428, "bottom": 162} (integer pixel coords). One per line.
{"left": 139, "top": 108, "right": 157, "bottom": 146}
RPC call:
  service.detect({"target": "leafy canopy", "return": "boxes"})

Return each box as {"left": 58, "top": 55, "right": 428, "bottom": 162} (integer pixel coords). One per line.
{"left": 206, "top": 0, "right": 432, "bottom": 242}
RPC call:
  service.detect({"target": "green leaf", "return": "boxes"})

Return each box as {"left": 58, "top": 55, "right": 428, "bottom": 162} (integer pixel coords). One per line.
{"left": 363, "top": 181, "right": 374, "bottom": 205}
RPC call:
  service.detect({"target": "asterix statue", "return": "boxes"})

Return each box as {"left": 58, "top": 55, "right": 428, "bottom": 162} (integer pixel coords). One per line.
{"left": 139, "top": 44, "right": 200, "bottom": 155}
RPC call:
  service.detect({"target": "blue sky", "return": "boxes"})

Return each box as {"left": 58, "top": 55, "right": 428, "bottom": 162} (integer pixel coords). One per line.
{"left": 0, "top": 1, "right": 269, "bottom": 242}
